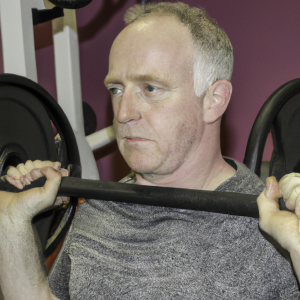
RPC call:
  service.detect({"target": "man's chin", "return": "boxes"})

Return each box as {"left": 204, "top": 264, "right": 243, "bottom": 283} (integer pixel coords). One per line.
{"left": 128, "top": 163, "right": 157, "bottom": 175}
{"left": 124, "top": 156, "right": 160, "bottom": 175}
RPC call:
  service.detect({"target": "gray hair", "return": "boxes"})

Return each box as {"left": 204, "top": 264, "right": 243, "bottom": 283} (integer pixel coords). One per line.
{"left": 124, "top": 2, "right": 233, "bottom": 96}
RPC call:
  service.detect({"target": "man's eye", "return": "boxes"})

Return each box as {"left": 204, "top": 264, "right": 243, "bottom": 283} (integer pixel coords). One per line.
{"left": 145, "top": 85, "right": 156, "bottom": 93}
{"left": 110, "top": 88, "right": 122, "bottom": 95}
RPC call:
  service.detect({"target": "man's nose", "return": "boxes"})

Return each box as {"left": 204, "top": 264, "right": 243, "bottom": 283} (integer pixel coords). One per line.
{"left": 116, "top": 90, "right": 142, "bottom": 124}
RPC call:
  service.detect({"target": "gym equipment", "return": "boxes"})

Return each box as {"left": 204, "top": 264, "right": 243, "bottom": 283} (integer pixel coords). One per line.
{"left": 0, "top": 73, "right": 81, "bottom": 255}
{"left": 0, "top": 74, "right": 260, "bottom": 218}
{"left": 244, "top": 78, "right": 300, "bottom": 210}
{"left": 83, "top": 101, "right": 97, "bottom": 136}
{"left": 244, "top": 78, "right": 300, "bottom": 178}
{"left": 0, "top": 74, "right": 265, "bottom": 257}
{"left": 0, "top": 74, "right": 81, "bottom": 175}
{"left": 0, "top": 73, "right": 295, "bottom": 257}
{"left": 0, "top": 176, "right": 259, "bottom": 218}
{"left": 0, "top": 0, "right": 100, "bottom": 180}
{"left": 49, "top": 0, "right": 93, "bottom": 9}
{"left": 32, "top": 6, "right": 65, "bottom": 26}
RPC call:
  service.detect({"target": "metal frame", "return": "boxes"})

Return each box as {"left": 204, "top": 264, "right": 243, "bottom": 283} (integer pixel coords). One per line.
{"left": 0, "top": 0, "right": 116, "bottom": 180}
{"left": 0, "top": 0, "right": 45, "bottom": 81}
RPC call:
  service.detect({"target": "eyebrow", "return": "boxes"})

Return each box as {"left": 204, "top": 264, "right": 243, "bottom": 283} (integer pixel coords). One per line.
{"left": 104, "top": 76, "right": 116, "bottom": 87}
{"left": 104, "top": 73, "right": 172, "bottom": 88}
{"left": 128, "top": 73, "right": 170, "bottom": 85}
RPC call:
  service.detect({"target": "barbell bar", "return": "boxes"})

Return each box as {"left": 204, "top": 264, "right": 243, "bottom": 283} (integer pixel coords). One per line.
{"left": 0, "top": 176, "right": 261, "bottom": 218}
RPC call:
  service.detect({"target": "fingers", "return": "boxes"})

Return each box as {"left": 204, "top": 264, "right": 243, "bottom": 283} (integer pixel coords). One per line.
{"left": 32, "top": 160, "right": 61, "bottom": 170}
{"left": 4, "top": 175, "right": 24, "bottom": 190}
{"left": 279, "top": 173, "right": 300, "bottom": 198}
{"left": 6, "top": 164, "right": 25, "bottom": 180}
{"left": 257, "top": 177, "right": 281, "bottom": 230}
{"left": 257, "top": 174, "right": 300, "bottom": 215}
{"left": 4, "top": 160, "right": 64, "bottom": 189}
{"left": 265, "top": 176, "right": 281, "bottom": 200}
{"left": 258, "top": 173, "right": 300, "bottom": 229}
{"left": 7, "top": 160, "right": 61, "bottom": 178}
{"left": 23, "top": 160, "right": 35, "bottom": 181}
{"left": 16, "top": 163, "right": 31, "bottom": 176}
{"left": 10, "top": 166, "right": 63, "bottom": 220}
{"left": 257, "top": 177, "right": 280, "bottom": 212}
{"left": 279, "top": 173, "right": 300, "bottom": 213}
{"left": 60, "top": 168, "right": 68, "bottom": 177}
{"left": 38, "top": 167, "right": 63, "bottom": 206}
{"left": 1, "top": 160, "right": 69, "bottom": 219}
{"left": 28, "top": 167, "right": 68, "bottom": 207}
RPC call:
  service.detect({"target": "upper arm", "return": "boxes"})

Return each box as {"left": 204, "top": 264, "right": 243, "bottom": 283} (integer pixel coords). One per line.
{"left": 48, "top": 232, "right": 72, "bottom": 300}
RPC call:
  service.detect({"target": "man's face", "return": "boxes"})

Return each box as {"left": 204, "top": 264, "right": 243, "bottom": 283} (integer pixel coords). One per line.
{"left": 105, "top": 15, "right": 205, "bottom": 179}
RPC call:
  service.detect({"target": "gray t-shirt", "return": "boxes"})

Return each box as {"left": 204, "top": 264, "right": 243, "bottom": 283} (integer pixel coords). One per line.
{"left": 49, "top": 160, "right": 300, "bottom": 299}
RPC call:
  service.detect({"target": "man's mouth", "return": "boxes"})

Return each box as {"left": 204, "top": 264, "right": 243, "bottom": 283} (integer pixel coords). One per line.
{"left": 124, "top": 136, "right": 149, "bottom": 143}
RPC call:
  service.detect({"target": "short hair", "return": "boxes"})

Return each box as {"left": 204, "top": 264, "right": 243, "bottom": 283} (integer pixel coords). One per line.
{"left": 124, "top": 2, "right": 233, "bottom": 96}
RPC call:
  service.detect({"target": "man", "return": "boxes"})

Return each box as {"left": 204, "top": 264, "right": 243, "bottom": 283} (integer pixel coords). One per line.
{"left": 1, "top": 2, "right": 300, "bottom": 299}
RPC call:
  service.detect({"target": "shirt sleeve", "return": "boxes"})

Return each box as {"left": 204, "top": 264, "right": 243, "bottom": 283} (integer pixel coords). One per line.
{"left": 279, "top": 287, "right": 300, "bottom": 299}
{"left": 48, "top": 225, "right": 74, "bottom": 300}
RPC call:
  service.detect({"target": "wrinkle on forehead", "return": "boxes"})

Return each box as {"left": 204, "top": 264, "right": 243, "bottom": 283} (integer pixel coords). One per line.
{"left": 104, "top": 72, "right": 173, "bottom": 88}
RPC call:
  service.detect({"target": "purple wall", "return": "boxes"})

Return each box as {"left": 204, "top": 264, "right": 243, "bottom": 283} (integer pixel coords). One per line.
{"left": 33, "top": 0, "right": 300, "bottom": 180}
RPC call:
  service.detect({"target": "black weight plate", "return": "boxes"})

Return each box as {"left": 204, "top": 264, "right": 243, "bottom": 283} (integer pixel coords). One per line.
{"left": 0, "top": 74, "right": 81, "bottom": 257}
{"left": 0, "top": 84, "right": 58, "bottom": 254}
{"left": 0, "top": 85, "right": 58, "bottom": 171}
{"left": 0, "top": 74, "right": 81, "bottom": 176}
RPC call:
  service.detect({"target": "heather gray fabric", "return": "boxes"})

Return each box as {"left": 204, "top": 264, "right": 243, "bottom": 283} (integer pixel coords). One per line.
{"left": 48, "top": 160, "right": 300, "bottom": 299}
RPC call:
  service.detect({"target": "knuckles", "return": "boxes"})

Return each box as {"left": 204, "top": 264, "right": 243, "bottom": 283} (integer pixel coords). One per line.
{"left": 285, "top": 187, "right": 300, "bottom": 211}
{"left": 279, "top": 174, "right": 300, "bottom": 199}
{"left": 6, "top": 160, "right": 62, "bottom": 182}
{"left": 24, "top": 160, "right": 34, "bottom": 168}
{"left": 16, "top": 163, "right": 25, "bottom": 169}
{"left": 278, "top": 173, "right": 300, "bottom": 213}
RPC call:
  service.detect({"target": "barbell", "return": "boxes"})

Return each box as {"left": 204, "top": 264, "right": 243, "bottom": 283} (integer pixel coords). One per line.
{"left": 0, "top": 176, "right": 260, "bottom": 218}
{"left": 0, "top": 74, "right": 287, "bottom": 257}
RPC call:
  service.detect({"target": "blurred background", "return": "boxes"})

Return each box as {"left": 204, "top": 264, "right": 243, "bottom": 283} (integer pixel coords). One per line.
{"left": 1, "top": 0, "right": 299, "bottom": 181}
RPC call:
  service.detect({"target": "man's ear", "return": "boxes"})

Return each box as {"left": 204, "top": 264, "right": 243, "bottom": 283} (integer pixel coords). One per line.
{"left": 203, "top": 79, "right": 232, "bottom": 124}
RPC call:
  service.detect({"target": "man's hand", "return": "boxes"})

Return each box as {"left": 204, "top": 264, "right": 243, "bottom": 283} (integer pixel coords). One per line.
{"left": 0, "top": 164, "right": 63, "bottom": 300}
{"left": 257, "top": 174, "right": 300, "bottom": 252}
{"left": 0, "top": 160, "right": 68, "bottom": 221}
{"left": 2, "top": 160, "right": 66, "bottom": 189}
{"left": 257, "top": 173, "right": 300, "bottom": 282}
{"left": 0, "top": 166, "right": 63, "bottom": 222}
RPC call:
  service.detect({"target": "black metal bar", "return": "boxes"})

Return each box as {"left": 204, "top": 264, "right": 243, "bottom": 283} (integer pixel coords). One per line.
{"left": 0, "top": 177, "right": 260, "bottom": 218}
{"left": 243, "top": 78, "right": 300, "bottom": 176}
{"left": 49, "top": 0, "right": 92, "bottom": 9}
{"left": 32, "top": 7, "right": 64, "bottom": 26}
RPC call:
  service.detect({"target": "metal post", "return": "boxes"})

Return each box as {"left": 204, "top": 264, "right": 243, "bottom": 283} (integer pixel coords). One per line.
{"left": 0, "top": 0, "right": 46, "bottom": 81}
{"left": 45, "top": 0, "right": 99, "bottom": 180}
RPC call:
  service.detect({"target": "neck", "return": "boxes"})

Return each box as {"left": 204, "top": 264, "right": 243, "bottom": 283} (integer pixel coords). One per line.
{"left": 135, "top": 124, "right": 236, "bottom": 191}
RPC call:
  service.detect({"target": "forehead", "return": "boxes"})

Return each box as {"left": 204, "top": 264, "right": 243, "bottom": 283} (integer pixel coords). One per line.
{"left": 106, "top": 15, "right": 194, "bottom": 85}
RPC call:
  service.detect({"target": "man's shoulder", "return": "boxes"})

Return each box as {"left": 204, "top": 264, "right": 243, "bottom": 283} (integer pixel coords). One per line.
{"left": 215, "top": 158, "right": 265, "bottom": 195}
